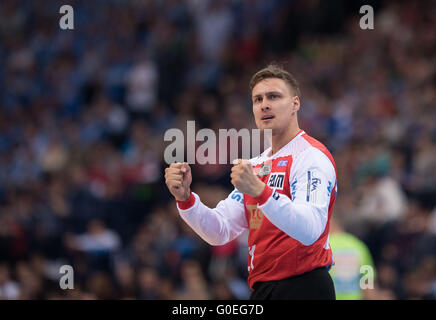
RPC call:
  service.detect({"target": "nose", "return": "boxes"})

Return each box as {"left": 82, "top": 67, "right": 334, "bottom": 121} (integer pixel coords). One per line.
{"left": 261, "top": 101, "right": 271, "bottom": 111}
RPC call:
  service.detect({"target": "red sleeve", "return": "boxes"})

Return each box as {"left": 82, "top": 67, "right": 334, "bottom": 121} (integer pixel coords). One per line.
{"left": 254, "top": 185, "right": 273, "bottom": 206}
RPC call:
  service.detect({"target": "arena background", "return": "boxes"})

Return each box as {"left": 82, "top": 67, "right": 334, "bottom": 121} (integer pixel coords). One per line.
{"left": 0, "top": 0, "right": 435, "bottom": 300}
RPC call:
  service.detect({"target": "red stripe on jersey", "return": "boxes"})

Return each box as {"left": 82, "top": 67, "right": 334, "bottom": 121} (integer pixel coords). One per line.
{"left": 254, "top": 185, "right": 273, "bottom": 206}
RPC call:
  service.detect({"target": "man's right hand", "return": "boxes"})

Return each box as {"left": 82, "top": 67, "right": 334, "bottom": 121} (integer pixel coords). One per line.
{"left": 165, "top": 162, "right": 192, "bottom": 201}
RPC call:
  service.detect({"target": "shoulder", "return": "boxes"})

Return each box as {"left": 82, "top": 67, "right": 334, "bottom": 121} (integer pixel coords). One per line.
{"left": 291, "top": 144, "right": 336, "bottom": 177}
{"left": 298, "top": 133, "right": 336, "bottom": 169}
{"left": 275, "top": 131, "right": 335, "bottom": 167}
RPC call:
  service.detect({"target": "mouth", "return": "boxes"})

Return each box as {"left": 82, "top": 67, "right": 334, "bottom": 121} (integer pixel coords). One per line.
{"left": 261, "top": 115, "right": 275, "bottom": 121}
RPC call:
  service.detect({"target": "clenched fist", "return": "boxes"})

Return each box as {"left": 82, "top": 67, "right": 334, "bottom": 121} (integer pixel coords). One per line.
{"left": 231, "top": 159, "right": 265, "bottom": 197}
{"left": 165, "top": 162, "right": 192, "bottom": 201}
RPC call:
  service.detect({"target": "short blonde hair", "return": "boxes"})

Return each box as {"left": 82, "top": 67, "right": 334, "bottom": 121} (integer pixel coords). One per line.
{"left": 249, "top": 64, "right": 300, "bottom": 96}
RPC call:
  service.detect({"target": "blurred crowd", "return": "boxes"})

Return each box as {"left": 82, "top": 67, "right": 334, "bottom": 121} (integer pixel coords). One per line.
{"left": 0, "top": 0, "right": 435, "bottom": 299}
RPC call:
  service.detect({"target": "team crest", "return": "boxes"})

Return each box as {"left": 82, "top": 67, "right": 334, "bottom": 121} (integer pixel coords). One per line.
{"left": 257, "top": 163, "right": 271, "bottom": 177}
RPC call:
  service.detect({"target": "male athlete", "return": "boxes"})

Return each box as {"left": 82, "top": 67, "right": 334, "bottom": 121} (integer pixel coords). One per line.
{"left": 165, "top": 64, "right": 337, "bottom": 300}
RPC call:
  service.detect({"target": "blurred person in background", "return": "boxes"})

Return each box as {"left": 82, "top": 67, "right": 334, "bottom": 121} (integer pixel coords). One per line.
{"left": 328, "top": 217, "right": 396, "bottom": 300}
{"left": 64, "top": 219, "right": 121, "bottom": 273}
{"left": 176, "top": 259, "right": 210, "bottom": 300}
{"left": 137, "top": 266, "right": 160, "bottom": 300}
{"left": 113, "top": 260, "right": 136, "bottom": 299}
{"left": 368, "top": 200, "right": 436, "bottom": 299}
{"left": 86, "top": 272, "right": 116, "bottom": 300}
{"left": 0, "top": 263, "right": 20, "bottom": 300}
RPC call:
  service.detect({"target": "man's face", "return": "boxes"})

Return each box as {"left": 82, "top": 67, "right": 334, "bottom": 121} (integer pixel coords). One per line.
{"left": 252, "top": 78, "right": 299, "bottom": 133}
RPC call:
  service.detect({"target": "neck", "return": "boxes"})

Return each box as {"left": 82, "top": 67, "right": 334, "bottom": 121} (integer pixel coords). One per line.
{"left": 271, "top": 124, "right": 301, "bottom": 155}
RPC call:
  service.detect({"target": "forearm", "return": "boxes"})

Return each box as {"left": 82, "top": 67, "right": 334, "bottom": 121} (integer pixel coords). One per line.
{"left": 177, "top": 191, "right": 247, "bottom": 246}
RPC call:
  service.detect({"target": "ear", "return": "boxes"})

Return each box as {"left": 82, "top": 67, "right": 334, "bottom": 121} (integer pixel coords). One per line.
{"left": 291, "top": 96, "right": 301, "bottom": 114}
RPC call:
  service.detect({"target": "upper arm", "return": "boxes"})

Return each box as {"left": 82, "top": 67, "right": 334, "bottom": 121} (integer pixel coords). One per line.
{"left": 289, "top": 148, "right": 337, "bottom": 210}
{"left": 257, "top": 147, "right": 337, "bottom": 246}
{"left": 286, "top": 147, "right": 337, "bottom": 243}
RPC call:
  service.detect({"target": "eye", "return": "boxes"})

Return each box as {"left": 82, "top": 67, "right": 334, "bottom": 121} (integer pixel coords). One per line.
{"left": 268, "top": 94, "right": 279, "bottom": 100}
{"left": 254, "top": 97, "right": 262, "bottom": 103}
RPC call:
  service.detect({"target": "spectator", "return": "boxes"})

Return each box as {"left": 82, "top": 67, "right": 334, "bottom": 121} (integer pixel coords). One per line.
{"left": 329, "top": 217, "right": 379, "bottom": 300}
{"left": 0, "top": 264, "right": 20, "bottom": 299}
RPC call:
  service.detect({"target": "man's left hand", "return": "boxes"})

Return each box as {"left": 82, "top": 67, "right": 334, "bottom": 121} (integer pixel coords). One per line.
{"left": 231, "top": 159, "right": 266, "bottom": 197}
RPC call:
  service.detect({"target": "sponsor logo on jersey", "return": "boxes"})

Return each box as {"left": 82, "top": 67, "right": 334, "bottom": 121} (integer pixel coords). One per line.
{"left": 247, "top": 205, "right": 264, "bottom": 229}
{"left": 306, "top": 170, "right": 322, "bottom": 204}
{"left": 231, "top": 190, "right": 244, "bottom": 204}
{"left": 290, "top": 179, "right": 297, "bottom": 200}
{"left": 327, "top": 181, "right": 333, "bottom": 197}
{"left": 267, "top": 173, "right": 285, "bottom": 190}
{"left": 327, "top": 181, "right": 337, "bottom": 198}
{"left": 272, "top": 190, "right": 280, "bottom": 200}
{"left": 277, "top": 160, "right": 288, "bottom": 167}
